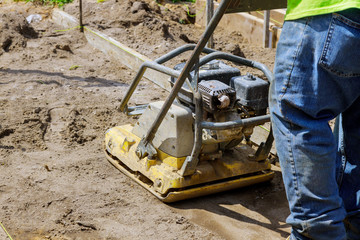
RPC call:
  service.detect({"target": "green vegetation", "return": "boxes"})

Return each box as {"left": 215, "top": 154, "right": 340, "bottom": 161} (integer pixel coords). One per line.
{"left": 69, "top": 65, "right": 80, "bottom": 70}
{"left": 22, "top": 0, "right": 73, "bottom": 7}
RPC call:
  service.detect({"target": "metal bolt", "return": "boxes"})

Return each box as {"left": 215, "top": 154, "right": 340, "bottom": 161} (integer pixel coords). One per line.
{"left": 135, "top": 150, "right": 141, "bottom": 158}
{"left": 155, "top": 178, "right": 162, "bottom": 188}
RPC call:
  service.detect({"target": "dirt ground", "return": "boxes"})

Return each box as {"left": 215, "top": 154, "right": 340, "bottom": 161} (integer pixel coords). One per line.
{"left": 0, "top": 0, "right": 290, "bottom": 239}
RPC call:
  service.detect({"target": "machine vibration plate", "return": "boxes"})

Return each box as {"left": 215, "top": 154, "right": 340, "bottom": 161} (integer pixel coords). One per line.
{"left": 104, "top": 125, "right": 274, "bottom": 202}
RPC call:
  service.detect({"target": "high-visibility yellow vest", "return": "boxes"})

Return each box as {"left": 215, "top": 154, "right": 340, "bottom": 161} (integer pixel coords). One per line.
{"left": 286, "top": 0, "right": 360, "bottom": 20}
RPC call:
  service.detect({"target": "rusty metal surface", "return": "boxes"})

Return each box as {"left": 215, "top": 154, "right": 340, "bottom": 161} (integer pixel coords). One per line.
{"left": 225, "top": 0, "right": 287, "bottom": 13}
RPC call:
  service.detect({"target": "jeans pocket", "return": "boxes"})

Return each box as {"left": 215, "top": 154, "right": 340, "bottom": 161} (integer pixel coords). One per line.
{"left": 319, "top": 13, "right": 360, "bottom": 77}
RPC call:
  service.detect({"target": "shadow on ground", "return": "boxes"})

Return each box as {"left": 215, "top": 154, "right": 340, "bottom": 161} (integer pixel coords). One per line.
{"left": 170, "top": 169, "right": 290, "bottom": 239}
{"left": 0, "top": 68, "right": 128, "bottom": 88}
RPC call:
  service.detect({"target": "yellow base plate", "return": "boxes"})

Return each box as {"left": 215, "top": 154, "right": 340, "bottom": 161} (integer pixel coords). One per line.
{"left": 105, "top": 125, "right": 274, "bottom": 202}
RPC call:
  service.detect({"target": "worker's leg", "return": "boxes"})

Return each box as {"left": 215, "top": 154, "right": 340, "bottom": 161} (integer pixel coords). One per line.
{"left": 270, "top": 9, "right": 360, "bottom": 240}
{"left": 339, "top": 96, "right": 360, "bottom": 239}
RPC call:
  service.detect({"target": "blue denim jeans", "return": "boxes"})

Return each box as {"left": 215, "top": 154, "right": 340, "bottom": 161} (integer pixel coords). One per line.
{"left": 269, "top": 9, "right": 360, "bottom": 240}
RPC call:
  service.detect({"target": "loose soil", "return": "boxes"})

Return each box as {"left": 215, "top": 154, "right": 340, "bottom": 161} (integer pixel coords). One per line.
{"left": 0, "top": 0, "right": 290, "bottom": 239}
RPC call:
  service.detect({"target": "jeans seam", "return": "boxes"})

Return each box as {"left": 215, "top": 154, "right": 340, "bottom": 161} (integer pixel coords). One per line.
{"left": 279, "top": 18, "right": 311, "bottom": 117}
{"left": 334, "top": 13, "right": 360, "bottom": 29}
{"left": 319, "top": 16, "right": 335, "bottom": 70}
{"left": 287, "top": 125, "right": 310, "bottom": 235}
{"left": 288, "top": 126, "right": 302, "bottom": 208}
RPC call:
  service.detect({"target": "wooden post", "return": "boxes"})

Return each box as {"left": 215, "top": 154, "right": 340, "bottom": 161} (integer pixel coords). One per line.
{"left": 79, "top": 0, "right": 84, "bottom": 32}
{"left": 263, "top": 10, "right": 270, "bottom": 48}
{"left": 206, "top": 0, "right": 214, "bottom": 48}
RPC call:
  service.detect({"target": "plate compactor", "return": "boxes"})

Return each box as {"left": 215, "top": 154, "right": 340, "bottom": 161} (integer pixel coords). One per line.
{"left": 104, "top": 0, "right": 286, "bottom": 202}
